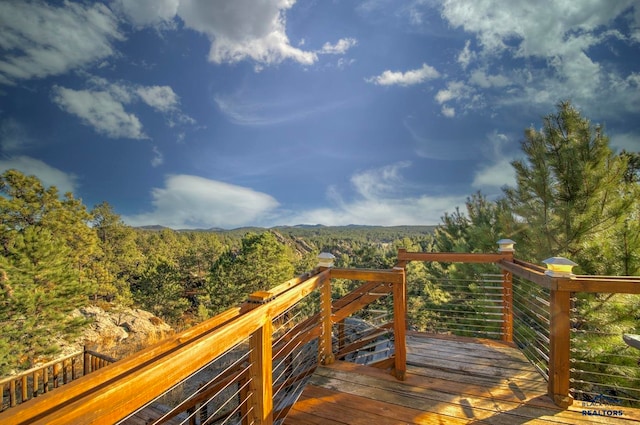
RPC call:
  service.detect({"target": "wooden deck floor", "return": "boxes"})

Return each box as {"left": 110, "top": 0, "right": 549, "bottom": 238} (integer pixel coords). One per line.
{"left": 285, "top": 333, "right": 640, "bottom": 424}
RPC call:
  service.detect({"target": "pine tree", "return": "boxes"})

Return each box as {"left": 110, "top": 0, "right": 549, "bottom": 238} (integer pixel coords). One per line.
{"left": 91, "top": 202, "right": 143, "bottom": 303}
{"left": 207, "top": 232, "right": 294, "bottom": 314}
{"left": 0, "top": 227, "right": 89, "bottom": 373}
{"left": 504, "top": 101, "right": 630, "bottom": 270}
{"left": 131, "top": 259, "right": 190, "bottom": 323}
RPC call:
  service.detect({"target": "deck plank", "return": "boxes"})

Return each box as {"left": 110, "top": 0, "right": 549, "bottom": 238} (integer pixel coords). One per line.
{"left": 284, "top": 334, "right": 640, "bottom": 425}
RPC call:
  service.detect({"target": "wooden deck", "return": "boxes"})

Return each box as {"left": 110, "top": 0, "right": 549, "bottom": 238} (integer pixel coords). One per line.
{"left": 285, "top": 333, "right": 640, "bottom": 424}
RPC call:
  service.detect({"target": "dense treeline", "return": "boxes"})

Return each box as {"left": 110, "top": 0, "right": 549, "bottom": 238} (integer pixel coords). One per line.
{"left": 1, "top": 101, "right": 638, "bottom": 387}
{"left": 0, "top": 176, "right": 431, "bottom": 374}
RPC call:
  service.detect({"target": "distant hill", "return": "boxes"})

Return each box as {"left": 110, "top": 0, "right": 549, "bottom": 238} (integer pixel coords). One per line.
{"left": 136, "top": 224, "right": 437, "bottom": 236}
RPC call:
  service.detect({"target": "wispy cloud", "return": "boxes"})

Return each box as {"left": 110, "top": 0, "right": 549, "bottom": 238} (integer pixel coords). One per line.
{"left": 151, "top": 146, "right": 164, "bottom": 167}
{"left": 283, "top": 162, "right": 465, "bottom": 226}
{"left": 0, "top": 2, "right": 122, "bottom": 85}
{"left": 214, "top": 93, "right": 349, "bottom": 126}
{"left": 472, "top": 131, "right": 517, "bottom": 190}
{"left": 0, "top": 118, "right": 33, "bottom": 153}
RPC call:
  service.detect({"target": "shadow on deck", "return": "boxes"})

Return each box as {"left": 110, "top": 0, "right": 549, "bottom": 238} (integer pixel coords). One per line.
{"left": 285, "top": 333, "right": 640, "bottom": 424}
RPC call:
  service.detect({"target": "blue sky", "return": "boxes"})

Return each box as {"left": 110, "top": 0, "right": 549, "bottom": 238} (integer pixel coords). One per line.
{"left": 1, "top": 0, "right": 639, "bottom": 229}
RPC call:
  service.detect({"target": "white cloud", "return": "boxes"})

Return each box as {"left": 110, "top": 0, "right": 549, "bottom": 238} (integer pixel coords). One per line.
{"left": 472, "top": 158, "right": 515, "bottom": 189}
{"left": 435, "top": 81, "right": 474, "bottom": 104}
{"left": 472, "top": 131, "right": 517, "bottom": 189}
{"left": 177, "top": 0, "right": 317, "bottom": 66}
{"left": 320, "top": 38, "right": 358, "bottom": 54}
{"left": 110, "top": 0, "right": 179, "bottom": 28}
{"left": 0, "top": 2, "right": 122, "bottom": 84}
{"left": 123, "top": 165, "right": 467, "bottom": 228}
{"left": 366, "top": 63, "right": 440, "bottom": 86}
{"left": 457, "top": 40, "right": 476, "bottom": 70}
{"left": 51, "top": 85, "right": 147, "bottom": 140}
{"left": 52, "top": 77, "right": 192, "bottom": 138}
{"left": 123, "top": 174, "right": 280, "bottom": 229}
{"left": 282, "top": 163, "right": 465, "bottom": 226}
{"left": 441, "top": 105, "right": 455, "bottom": 118}
{"left": 214, "top": 92, "right": 349, "bottom": 126}
{"left": 136, "top": 85, "right": 180, "bottom": 112}
{"left": 440, "top": 0, "right": 634, "bottom": 59}
{"left": 151, "top": 146, "right": 164, "bottom": 167}
{"left": 0, "top": 156, "right": 78, "bottom": 195}
{"left": 440, "top": 0, "right": 640, "bottom": 116}
{"left": 350, "top": 162, "right": 411, "bottom": 200}
{"left": 469, "top": 69, "right": 511, "bottom": 88}
{"left": 610, "top": 132, "right": 640, "bottom": 153}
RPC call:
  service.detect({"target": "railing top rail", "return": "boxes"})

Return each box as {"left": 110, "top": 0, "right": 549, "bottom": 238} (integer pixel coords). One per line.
{"left": 555, "top": 276, "right": 640, "bottom": 294}
{"left": 0, "top": 269, "right": 330, "bottom": 425}
{"left": 397, "top": 250, "right": 512, "bottom": 264}
{"left": 398, "top": 250, "right": 640, "bottom": 295}
{"left": 499, "top": 259, "right": 640, "bottom": 294}
{"left": 329, "top": 267, "right": 404, "bottom": 283}
{"left": 0, "top": 351, "right": 84, "bottom": 386}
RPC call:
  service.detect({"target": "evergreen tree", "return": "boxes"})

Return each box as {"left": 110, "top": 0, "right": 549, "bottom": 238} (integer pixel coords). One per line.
{"left": 206, "top": 232, "right": 294, "bottom": 314}
{"left": 91, "top": 202, "right": 143, "bottom": 303}
{"left": 0, "top": 227, "right": 89, "bottom": 373}
{"left": 503, "top": 101, "right": 630, "bottom": 270}
{"left": 131, "top": 259, "right": 190, "bottom": 323}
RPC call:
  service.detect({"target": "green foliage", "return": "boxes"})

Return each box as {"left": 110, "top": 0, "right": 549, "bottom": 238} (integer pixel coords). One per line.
{"left": 91, "top": 202, "right": 143, "bottom": 304}
{"left": 131, "top": 259, "right": 190, "bottom": 323}
{"left": 206, "top": 232, "right": 295, "bottom": 314}
{"left": 504, "top": 101, "right": 631, "bottom": 269}
{"left": 0, "top": 227, "right": 90, "bottom": 374}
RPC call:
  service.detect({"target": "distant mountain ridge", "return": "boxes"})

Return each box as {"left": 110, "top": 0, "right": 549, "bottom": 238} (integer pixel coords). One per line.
{"left": 135, "top": 224, "right": 438, "bottom": 233}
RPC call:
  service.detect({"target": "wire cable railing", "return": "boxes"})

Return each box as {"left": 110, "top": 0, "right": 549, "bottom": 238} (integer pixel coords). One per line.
{"left": 407, "top": 272, "right": 506, "bottom": 340}
{"left": 569, "top": 293, "right": 640, "bottom": 407}
{"left": 512, "top": 275, "right": 551, "bottom": 381}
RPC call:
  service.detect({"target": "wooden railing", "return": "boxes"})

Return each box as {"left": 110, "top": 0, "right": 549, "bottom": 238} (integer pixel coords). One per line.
{"left": 0, "top": 347, "right": 116, "bottom": 412}
{"left": 2, "top": 247, "right": 635, "bottom": 422}
{"left": 0, "top": 266, "right": 406, "bottom": 424}
{"left": 397, "top": 249, "right": 640, "bottom": 408}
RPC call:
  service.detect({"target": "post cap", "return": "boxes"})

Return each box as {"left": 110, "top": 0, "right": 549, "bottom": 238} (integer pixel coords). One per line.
{"left": 497, "top": 239, "right": 516, "bottom": 252}
{"left": 542, "top": 257, "right": 578, "bottom": 278}
{"left": 317, "top": 252, "right": 336, "bottom": 268}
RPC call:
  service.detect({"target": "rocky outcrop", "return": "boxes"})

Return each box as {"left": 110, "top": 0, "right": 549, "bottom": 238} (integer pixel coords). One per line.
{"left": 64, "top": 306, "right": 173, "bottom": 359}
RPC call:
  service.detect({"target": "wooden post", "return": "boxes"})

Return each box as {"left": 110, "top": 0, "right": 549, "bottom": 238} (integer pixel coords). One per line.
{"left": 43, "top": 367, "right": 49, "bottom": 393}
{"left": 21, "top": 376, "right": 27, "bottom": 402}
{"left": 392, "top": 267, "right": 407, "bottom": 380}
{"left": 248, "top": 320, "right": 273, "bottom": 425}
{"left": 320, "top": 276, "right": 334, "bottom": 365}
{"left": 497, "top": 241, "right": 515, "bottom": 343}
{"left": 501, "top": 269, "right": 513, "bottom": 342}
{"left": 548, "top": 287, "right": 572, "bottom": 407}
{"left": 9, "top": 380, "right": 16, "bottom": 407}
{"left": 83, "top": 346, "right": 91, "bottom": 376}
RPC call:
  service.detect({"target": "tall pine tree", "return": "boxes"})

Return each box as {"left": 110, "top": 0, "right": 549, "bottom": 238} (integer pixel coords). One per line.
{"left": 504, "top": 101, "right": 630, "bottom": 271}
